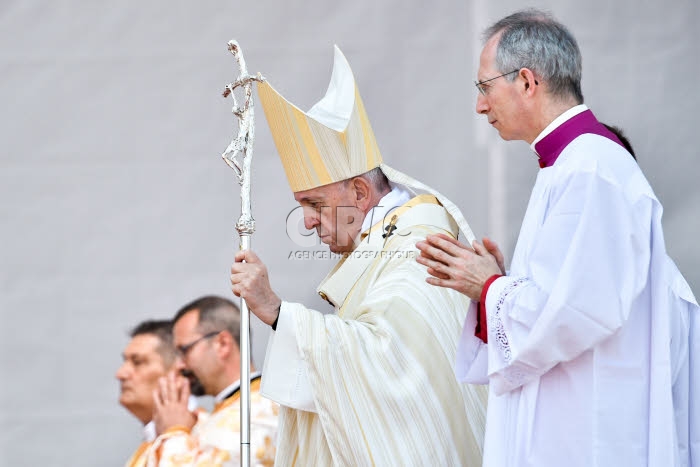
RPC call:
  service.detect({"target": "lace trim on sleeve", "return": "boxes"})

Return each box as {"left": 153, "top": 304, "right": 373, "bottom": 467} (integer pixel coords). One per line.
{"left": 488, "top": 278, "right": 527, "bottom": 364}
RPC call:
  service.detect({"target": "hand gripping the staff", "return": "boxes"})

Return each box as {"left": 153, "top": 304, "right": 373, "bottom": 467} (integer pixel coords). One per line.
{"left": 230, "top": 250, "right": 282, "bottom": 326}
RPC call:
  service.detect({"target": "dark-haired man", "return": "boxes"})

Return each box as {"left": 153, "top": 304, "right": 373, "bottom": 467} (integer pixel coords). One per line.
{"left": 116, "top": 320, "right": 183, "bottom": 467}
{"left": 148, "top": 296, "right": 277, "bottom": 467}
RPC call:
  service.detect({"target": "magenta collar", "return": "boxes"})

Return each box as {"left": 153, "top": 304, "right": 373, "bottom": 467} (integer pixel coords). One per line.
{"left": 534, "top": 110, "right": 624, "bottom": 168}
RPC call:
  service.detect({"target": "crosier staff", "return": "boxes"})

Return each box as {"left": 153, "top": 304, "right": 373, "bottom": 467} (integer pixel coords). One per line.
{"left": 221, "top": 39, "right": 264, "bottom": 467}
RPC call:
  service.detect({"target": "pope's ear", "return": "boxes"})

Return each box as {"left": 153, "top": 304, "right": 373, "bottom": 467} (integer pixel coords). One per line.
{"left": 352, "top": 176, "right": 372, "bottom": 207}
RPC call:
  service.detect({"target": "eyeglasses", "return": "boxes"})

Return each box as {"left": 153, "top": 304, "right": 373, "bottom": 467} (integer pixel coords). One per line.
{"left": 176, "top": 331, "right": 222, "bottom": 357}
{"left": 474, "top": 69, "right": 520, "bottom": 96}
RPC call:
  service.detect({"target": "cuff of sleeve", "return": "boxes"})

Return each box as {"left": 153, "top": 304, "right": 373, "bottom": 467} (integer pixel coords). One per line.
{"left": 260, "top": 303, "right": 317, "bottom": 412}
{"left": 475, "top": 274, "right": 503, "bottom": 343}
{"left": 163, "top": 425, "right": 191, "bottom": 435}
{"left": 455, "top": 299, "right": 490, "bottom": 384}
{"left": 271, "top": 304, "right": 281, "bottom": 330}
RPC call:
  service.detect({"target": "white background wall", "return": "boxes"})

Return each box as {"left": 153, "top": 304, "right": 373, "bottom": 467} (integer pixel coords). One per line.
{"left": 0, "top": 1, "right": 697, "bottom": 465}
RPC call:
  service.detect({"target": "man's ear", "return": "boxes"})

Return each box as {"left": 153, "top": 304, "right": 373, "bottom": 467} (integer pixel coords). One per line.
{"left": 215, "top": 330, "right": 235, "bottom": 358}
{"left": 520, "top": 68, "right": 538, "bottom": 95}
{"left": 352, "top": 176, "right": 372, "bottom": 210}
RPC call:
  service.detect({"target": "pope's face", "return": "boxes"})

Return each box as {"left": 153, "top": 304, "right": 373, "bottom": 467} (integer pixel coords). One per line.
{"left": 115, "top": 334, "right": 169, "bottom": 424}
{"left": 294, "top": 180, "right": 365, "bottom": 254}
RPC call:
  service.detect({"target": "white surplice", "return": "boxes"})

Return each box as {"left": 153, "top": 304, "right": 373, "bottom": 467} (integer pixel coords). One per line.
{"left": 456, "top": 130, "right": 699, "bottom": 466}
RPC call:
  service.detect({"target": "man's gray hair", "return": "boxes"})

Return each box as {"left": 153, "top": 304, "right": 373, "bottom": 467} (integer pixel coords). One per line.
{"left": 355, "top": 166, "right": 390, "bottom": 193}
{"left": 484, "top": 9, "right": 583, "bottom": 104}
{"left": 174, "top": 296, "right": 242, "bottom": 347}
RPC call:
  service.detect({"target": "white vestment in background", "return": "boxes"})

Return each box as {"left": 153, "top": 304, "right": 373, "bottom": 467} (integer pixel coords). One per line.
{"left": 457, "top": 126, "right": 699, "bottom": 466}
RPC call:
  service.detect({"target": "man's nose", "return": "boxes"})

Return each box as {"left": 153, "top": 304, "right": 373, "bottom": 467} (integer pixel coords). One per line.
{"left": 303, "top": 207, "right": 320, "bottom": 230}
{"left": 476, "top": 93, "right": 489, "bottom": 114}
{"left": 173, "top": 355, "right": 186, "bottom": 371}
{"left": 115, "top": 362, "right": 129, "bottom": 381}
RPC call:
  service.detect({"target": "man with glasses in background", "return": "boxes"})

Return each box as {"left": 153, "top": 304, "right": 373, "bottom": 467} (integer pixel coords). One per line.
{"left": 417, "top": 8, "right": 698, "bottom": 467}
{"left": 147, "top": 295, "right": 278, "bottom": 466}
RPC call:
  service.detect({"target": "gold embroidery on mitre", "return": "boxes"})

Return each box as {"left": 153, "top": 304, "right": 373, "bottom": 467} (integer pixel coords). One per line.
{"left": 257, "top": 46, "right": 383, "bottom": 192}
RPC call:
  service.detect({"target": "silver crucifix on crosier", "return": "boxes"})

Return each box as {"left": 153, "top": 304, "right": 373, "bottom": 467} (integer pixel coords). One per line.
{"left": 221, "top": 39, "right": 264, "bottom": 467}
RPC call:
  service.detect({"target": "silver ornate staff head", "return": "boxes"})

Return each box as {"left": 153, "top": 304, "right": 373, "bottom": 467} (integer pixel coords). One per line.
{"left": 220, "top": 40, "right": 265, "bottom": 467}
{"left": 221, "top": 40, "right": 265, "bottom": 237}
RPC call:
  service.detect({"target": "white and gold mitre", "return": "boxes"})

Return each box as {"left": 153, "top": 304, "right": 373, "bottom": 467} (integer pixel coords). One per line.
{"left": 257, "top": 45, "right": 477, "bottom": 243}
{"left": 257, "top": 46, "right": 382, "bottom": 192}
